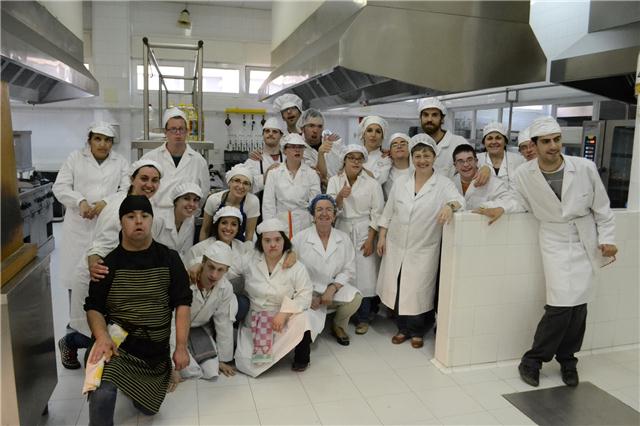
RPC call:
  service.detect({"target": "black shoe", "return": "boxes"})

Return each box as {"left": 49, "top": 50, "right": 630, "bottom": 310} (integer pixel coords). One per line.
{"left": 561, "top": 368, "right": 579, "bottom": 387}
{"left": 292, "top": 361, "right": 309, "bottom": 372}
{"left": 331, "top": 326, "right": 350, "bottom": 346}
{"left": 58, "top": 337, "right": 81, "bottom": 369}
{"left": 518, "top": 363, "right": 540, "bottom": 387}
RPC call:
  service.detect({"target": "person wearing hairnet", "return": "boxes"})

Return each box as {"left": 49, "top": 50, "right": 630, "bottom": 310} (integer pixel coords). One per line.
{"left": 298, "top": 108, "right": 342, "bottom": 182}
{"left": 273, "top": 93, "right": 303, "bottom": 134}
{"left": 478, "top": 116, "right": 617, "bottom": 388}
{"left": 244, "top": 117, "right": 286, "bottom": 194}
{"left": 383, "top": 133, "right": 413, "bottom": 199}
{"left": 358, "top": 115, "right": 393, "bottom": 186}
{"left": 52, "top": 122, "right": 129, "bottom": 304}
{"left": 141, "top": 107, "right": 209, "bottom": 216}
{"left": 200, "top": 164, "right": 259, "bottom": 242}
{"left": 262, "top": 134, "right": 321, "bottom": 237}
{"left": 517, "top": 126, "right": 537, "bottom": 161}
{"left": 376, "top": 135, "right": 464, "bottom": 349}
{"left": 476, "top": 122, "right": 525, "bottom": 189}
{"left": 327, "top": 145, "right": 384, "bottom": 334}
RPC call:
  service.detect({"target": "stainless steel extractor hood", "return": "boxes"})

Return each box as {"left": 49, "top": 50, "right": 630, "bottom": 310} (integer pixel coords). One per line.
{"left": 259, "top": 1, "right": 547, "bottom": 109}
{"left": 550, "top": 1, "right": 640, "bottom": 105}
{"left": 1, "top": 1, "right": 98, "bottom": 104}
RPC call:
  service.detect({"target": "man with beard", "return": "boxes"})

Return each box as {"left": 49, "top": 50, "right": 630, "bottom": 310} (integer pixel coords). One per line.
{"left": 244, "top": 117, "right": 286, "bottom": 194}
{"left": 298, "top": 108, "right": 341, "bottom": 183}
{"left": 273, "top": 93, "right": 303, "bottom": 134}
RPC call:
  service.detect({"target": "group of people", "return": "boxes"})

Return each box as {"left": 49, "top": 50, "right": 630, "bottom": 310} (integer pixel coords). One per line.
{"left": 52, "top": 93, "right": 618, "bottom": 424}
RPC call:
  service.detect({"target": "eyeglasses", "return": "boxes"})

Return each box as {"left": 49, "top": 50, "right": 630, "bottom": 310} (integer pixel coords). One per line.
{"left": 601, "top": 255, "right": 616, "bottom": 268}
{"left": 390, "top": 141, "right": 408, "bottom": 149}
{"left": 166, "top": 127, "right": 187, "bottom": 135}
{"left": 454, "top": 158, "right": 476, "bottom": 166}
{"left": 345, "top": 155, "right": 365, "bottom": 163}
{"left": 230, "top": 177, "right": 251, "bottom": 187}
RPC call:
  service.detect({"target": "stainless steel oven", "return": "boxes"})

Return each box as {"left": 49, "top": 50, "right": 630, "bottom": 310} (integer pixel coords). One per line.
{"left": 581, "top": 119, "right": 635, "bottom": 208}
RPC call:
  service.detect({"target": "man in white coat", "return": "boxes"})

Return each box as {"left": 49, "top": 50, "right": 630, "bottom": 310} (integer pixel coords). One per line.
{"left": 481, "top": 116, "right": 617, "bottom": 387}
{"left": 141, "top": 107, "right": 209, "bottom": 216}
{"left": 244, "top": 117, "right": 285, "bottom": 194}
{"left": 273, "top": 93, "right": 303, "bottom": 134}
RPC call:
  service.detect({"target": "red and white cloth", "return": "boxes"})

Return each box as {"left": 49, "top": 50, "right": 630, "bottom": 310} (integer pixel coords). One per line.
{"left": 251, "top": 311, "right": 275, "bottom": 363}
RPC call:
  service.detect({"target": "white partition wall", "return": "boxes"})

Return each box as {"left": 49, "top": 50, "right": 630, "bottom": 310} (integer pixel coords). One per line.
{"left": 435, "top": 211, "right": 640, "bottom": 369}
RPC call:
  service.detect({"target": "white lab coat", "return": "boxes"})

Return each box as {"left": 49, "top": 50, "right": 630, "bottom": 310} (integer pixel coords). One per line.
{"left": 262, "top": 162, "right": 321, "bottom": 237}
{"left": 512, "top": 155, "right": 615, "bottom": 307}
{"left": 153, "top": 211, "right": 196, "bottom": 261}
{"left": 453, "top": 175, "right": 524, "bottom": 213}
{"left": 141, "top": 142, "right": 210, "bottom": 215}
{"left": 383, "top": 165, "right": 413, "bottom": 200}
{"left": 52, "top": 147, "right": 129, "bottom": 289}
{"left": 172, "top": 280, "right": 234, "bottom": 380}
{"left": 433, "top": 132, "right": 470, "bottom": 179}
{"left": 477, "top": 150, "right": 525, "bottom": 189}
{"left": 377, "top": 172, "right": 465, "bottom": 315}
{"left": 327, "top": 172, "right": 384, "bottom": 297}
{"left": 364, "top": 150, "right": 392, "bottom": 186}
{"left": 244, "top": 151, "right": 284, "bottom": 193}
{"left": 234, "top": 252, "right": 313, "bottom": 377}
{"left": 292, "top": 226, "right": 361, "bottom": 336}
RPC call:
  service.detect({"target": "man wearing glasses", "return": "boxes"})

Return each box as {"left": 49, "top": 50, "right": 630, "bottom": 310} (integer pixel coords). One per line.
{"left": 478, "top": 117, "right": 618, "bottom": 388}
{"left": 142, "top": 107, "right": 210, "bottom": 216}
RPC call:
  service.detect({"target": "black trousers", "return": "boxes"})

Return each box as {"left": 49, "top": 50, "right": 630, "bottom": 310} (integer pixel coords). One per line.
{"left": 521, "top": 303, "right": 587, "bottom": 371}
{"left": 394, "top": 268, "right": 431, "bottom": 338}
{"left": 293, "top": 331, "right": 312, "bottom": 364}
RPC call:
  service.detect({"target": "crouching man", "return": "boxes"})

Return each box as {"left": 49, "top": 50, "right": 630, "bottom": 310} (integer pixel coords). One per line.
{"left": 84, "top": 195, "right": 192, "bottom": 425}
{"left": 175, "top": 241, "right": 236, "bottom": 380}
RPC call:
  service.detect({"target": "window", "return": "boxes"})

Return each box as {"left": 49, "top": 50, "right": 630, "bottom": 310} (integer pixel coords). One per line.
{"left": 136, "top": 65, "right": 184, "bottom": 91}
{"left": 248, "top": 69, "right": 271, "bottom": 94}
{"left": 202, "top": 68, "right": 240, "bottom": 93}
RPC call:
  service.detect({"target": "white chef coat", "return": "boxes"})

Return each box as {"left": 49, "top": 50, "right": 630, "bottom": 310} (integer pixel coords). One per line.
{"left": 262, "top": 162, "right": 321, "bottom": 237}
{"left": 203, "top": 190, "right": 260, "bottom": 220}
{"left": 433, "top": 131, "right": 470, "bottom": 179}
{"left": 244, "top": 151, "right": 284, "bottom": 194}
{"left": 141, "top": 142, "right": 210, "bottom": 215}
{"left": 320, "top": 138, "right": 348, "bottom": 178}
{"left": 153, "top": 211, "right": 196, "bottom": 261}
{"left": 477, "top": 150, "right": 525, "bottom": 189}
{"left": 512, "top": 155, "right": 615, "bottom": 307}
{"left": 327, "top": 172, "right": 384, "bottom": 297}
{"left": 172, "top": 279, "right": 235, "bottom": 380}
{"left": 377, "top": 172, "right": 465, "bottom": 315}
{"left": 383, "top": 165, "right": 413, "bottom": 200}
{"left": 234, "top": 251, "right": 313, "bottom": 377}
{"left": 52, "top": 147, "right": 129, "bottom": 289}
{"left": 303, "top": 144, "right": 319, "bottom": 168}
{"left": 453, "top": 174, "right": 524, "bottom": 213}
{"left": 364, "top": 150, "right": 392, "bottom": 186}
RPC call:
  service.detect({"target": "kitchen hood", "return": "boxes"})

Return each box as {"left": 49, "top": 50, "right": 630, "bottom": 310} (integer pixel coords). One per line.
{"left": 550, "top": 2, "right": 640, "bottom": 105}
{"left": 1, "top": 1, "right": 98, "bottom": 104}
{"left": 259, "top": 1, "right": 547, "bottom": 109}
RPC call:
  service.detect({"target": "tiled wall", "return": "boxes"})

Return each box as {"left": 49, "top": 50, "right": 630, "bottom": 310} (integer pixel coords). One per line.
{"left": 436, "top": 210, "right": 639, "bottom": 368}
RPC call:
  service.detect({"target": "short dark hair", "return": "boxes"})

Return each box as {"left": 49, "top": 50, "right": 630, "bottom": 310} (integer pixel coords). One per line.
{"left": 452, "top": 144, "right": 476, "bottom": 163}
{"left": 254, "top": 231, "right": 292, "bottom": 253}
{"left": 212, "top": 216, "right": 241, "bottom": 240}
{"left": 130, "top": 165, "right": 161, "bottom": 180}
{"left": 88, "top": 131, "right": 114, "bottom": 143}
{"left": 410, "top": 144, "right": 436, "bottom": 157}
{"left": 531, "top": 136, "right": 538, "bottom": 144}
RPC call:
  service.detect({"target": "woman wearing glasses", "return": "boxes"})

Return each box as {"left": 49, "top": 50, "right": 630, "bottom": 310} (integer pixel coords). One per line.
{"left": 141, "top": 107, "right": 210, "bottom": 217}
{"left": 200, "top": 164, "right": 259, "bottom": 242}
{"left": 327, "top": 145, "right": 384, "bottom": 335}
{"left": 262, "top": 133, "right": 321, "bottom": 237}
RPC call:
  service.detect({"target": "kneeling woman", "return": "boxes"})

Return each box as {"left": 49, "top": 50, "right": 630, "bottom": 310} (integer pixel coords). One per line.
{"left": 234, "top": 219, "right": 314, "bottom": 376}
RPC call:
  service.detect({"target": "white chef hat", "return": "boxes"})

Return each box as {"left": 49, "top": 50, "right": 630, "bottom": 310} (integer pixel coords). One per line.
{"left": 409, "top": 133, "right": 438, "bottom": 155}
{"left": 203, "top": 240, "right": 233, "bottom": 267}
{"left": 129, "top": 159, "right": 163, "bottom": 178}
{"left": 256, "top": 218, "right": 288, "bottom": 235}
{"left": 225, "top": 164, "right": 254, "bottom": 184}
{"left": 273, "top": 93, "right": 303, "bottom": 112}
{"left": 280, "top": 133, "right": 307, "bottom": 150}
{"left": 341, "top": 144, "right": 368, "bottom": 164}
{"left": 417, "top": 98, "right": 447, "bottom": 116}
{"left": 385, "top": 132, "right": 410, "bottom": 150}
{"left": 297, "top": 108, "right": 324, "bottom": 129}
{"left": 359, "top": 115, "right": 389, "bottom": 143}
{"left": 212, "top": 206, "right": 243, "bottom": 225}
{"left": 162, "top": 107, "right": 187, "bottom": 128}
{"left": 529, "top": 116, "right": 562, "bottom": 139}
{"left": 171, "top": 182, "right": 202, "bottom": 201}
{"left": 482, "top": 122, "right": 508, "bottom": 140}
{"left": 517, "top": 127, "right": 531, "bottom": 146}
{"left": 262, "top": 117, "right": 286, "bottom": 134}
{"left": 88, "top": 121, "right": 116, "bottom": 138}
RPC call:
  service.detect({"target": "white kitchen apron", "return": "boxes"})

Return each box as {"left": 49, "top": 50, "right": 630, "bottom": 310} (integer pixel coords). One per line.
{"left": 335, "top": 216, "right": 379, "bottom": 297}
{"left": 59, "top": 213, "right": 96, "bottom": 289}
{"left": 306, "top": 284, "right": 361, "bottom": 339}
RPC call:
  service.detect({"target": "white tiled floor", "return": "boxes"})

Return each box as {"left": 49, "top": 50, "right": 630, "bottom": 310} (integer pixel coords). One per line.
{"left": 42, "top": 224, "right": 640, "bottom": 425}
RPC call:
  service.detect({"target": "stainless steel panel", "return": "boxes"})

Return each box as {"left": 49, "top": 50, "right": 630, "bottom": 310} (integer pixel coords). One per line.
{"left": 588, "top": 1, "right": 640, "bottom": 32}
{"left": 602, "top": 119, "right": 635, "bottom": 208}
{"left": 1, "top": 255, "right": 57, "bottom": 425}
{"left": 13, "top": 130, "right": 32, "bottom": 173}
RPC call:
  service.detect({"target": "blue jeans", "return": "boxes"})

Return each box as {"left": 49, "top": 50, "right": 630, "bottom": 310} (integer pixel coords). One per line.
{"left": 64, "top": 331, "right": 91, "bottom": 350}
{"left": 235, "top": 293, "right": 250, "bottom": 323}
{"left": 89, "top": 381, "right": 154, "bottom": 426}
{"left": 356, "top": 296, "right": 379, "bottom": 323}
